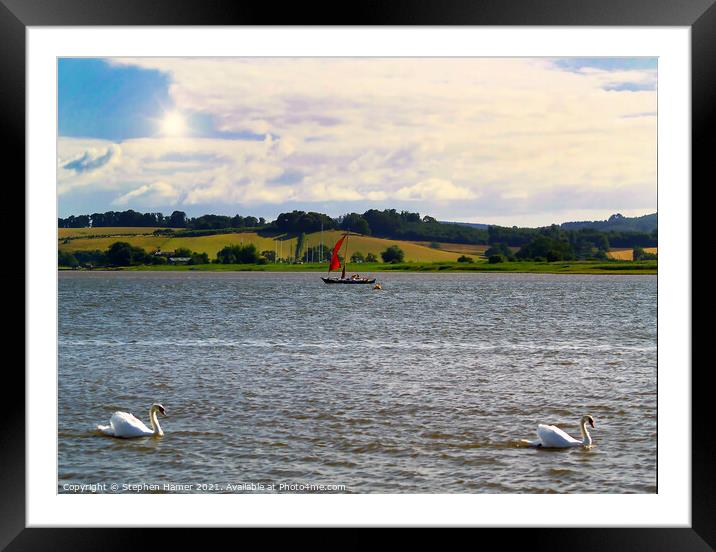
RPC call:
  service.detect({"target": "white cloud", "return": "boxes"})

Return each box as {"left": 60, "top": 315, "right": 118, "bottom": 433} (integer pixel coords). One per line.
{"left": 394, "top": 178, "right": 477, "bottom": 202}
{"left": 61, "top": 58, "right": 657, "bottom": 223}
{"left": 113, "top": 180, "right": 180, "bottom": 206}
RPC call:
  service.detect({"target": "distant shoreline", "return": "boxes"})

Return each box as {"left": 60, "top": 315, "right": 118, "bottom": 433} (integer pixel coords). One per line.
{"left": 59, "top": 260, "right": 657, "bottom": 275}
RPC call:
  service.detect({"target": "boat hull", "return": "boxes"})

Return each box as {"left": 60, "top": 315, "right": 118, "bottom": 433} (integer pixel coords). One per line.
{"left": 321, "top": 277, "right": 376, "bottom": 284}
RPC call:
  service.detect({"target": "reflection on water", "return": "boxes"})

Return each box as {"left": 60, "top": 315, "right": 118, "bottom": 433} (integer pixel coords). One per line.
{"left": 59, "top": 271, "right": 656, "bottom": 493}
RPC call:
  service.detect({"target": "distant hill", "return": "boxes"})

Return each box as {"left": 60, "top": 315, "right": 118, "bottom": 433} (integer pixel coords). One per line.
{"left": 439, "top": 220, "right": 490, "bottom": 230}
{"left": 560, "top": 213, "right": 657, "bottom": 233}
{"left": 443, "top": 213, "right": 658, "bottom": 233}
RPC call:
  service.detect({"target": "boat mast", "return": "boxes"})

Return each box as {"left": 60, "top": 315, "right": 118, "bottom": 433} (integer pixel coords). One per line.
{"left": 341, "top": 233, "right": 349, "bottom": 279}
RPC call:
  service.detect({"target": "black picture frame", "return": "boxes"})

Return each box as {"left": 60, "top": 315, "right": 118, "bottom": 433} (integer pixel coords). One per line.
{"left": 5, "top": 0, "right": 705, "bottom": 547}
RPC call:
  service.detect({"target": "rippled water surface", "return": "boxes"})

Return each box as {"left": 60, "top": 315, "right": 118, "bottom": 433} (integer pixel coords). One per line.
{"left": 58, "top": 271, "right": 657, "bottom": 493}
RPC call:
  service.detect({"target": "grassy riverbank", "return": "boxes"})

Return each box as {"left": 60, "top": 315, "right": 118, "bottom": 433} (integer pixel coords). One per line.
{"left": 62, "top": 259, "right": 657, "bottom": 275}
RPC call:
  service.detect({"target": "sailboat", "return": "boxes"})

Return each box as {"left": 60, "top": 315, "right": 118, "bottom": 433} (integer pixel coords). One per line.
{"left": 321, "top": 233, "right": 376, "bottom": 284}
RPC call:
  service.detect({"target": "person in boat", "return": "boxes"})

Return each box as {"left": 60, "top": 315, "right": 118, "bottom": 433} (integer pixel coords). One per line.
{"left": 351, "top": 273, "right": 360, "bottom": 280}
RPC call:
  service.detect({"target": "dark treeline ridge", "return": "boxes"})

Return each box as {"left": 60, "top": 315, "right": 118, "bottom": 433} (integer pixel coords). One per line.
{"left": 560, "top": 212, "right": 657, "bottom": 233}
{"left": 59, "top": 210, "right": 266, "bottom": 230}
{"left": 58, "top": 208, "right": 492, "bottom": 244}
{"left": 59, "top": 208, "right": 657, "bottom": 252}
{"left": 485, "top": 224, "right": 657, "bottom": 263}
{"left": 337, "top": 209, "right": 490, "bottom": 245}
{"left": 488, "top": 224, "right": 657, "bottom": 248}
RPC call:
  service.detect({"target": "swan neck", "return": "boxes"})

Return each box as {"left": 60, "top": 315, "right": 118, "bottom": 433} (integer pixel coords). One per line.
{"left": 580, "top": 420, "right": 592, "bottom": 446}
{"left": 150, "top": 408, "right": 163, "bottom": 436}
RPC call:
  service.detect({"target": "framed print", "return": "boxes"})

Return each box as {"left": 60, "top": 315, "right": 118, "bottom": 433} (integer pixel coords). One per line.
{"left": 6, "top": 0, "right": 707, "bottom": 548}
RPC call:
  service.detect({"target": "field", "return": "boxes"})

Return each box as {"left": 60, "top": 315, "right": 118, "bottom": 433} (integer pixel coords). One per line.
{"left": 411, "top": 241, "right": 491, "bottom": 256}
{"left": 58, "top": 227, "right": 174, "bottom": 239}
{"left": 607, "top": 247, "right": 658, "bottom": 261}
{"left": 59, "top": 228, "right": 469, "bottom": 262}
{"left": 58, "top": 227, "right": 658, "bottom": 271}
{"left": 59, "top": 235, "right": 170, "bottom": 253}
{"left": 308, "top": 231, "right": 466, "bottom": 262}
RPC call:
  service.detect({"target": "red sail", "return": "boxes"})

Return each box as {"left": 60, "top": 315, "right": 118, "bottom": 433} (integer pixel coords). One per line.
{"left": 329, "top": 235, "right": 346, "bottom": 271}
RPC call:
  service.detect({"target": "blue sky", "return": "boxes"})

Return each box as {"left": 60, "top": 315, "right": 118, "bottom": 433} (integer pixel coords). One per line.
{"left": 58, "top": 58, "right": 268, "bottom": 143}
{"left": 59, "top": 58, "right": 171, "bottom": 141}
{"left": 553, "top": 58, "right": 657, "bottom": 72}
{"left": 57, "top": 57, "right": 657, "bottom": 226}
{"left": 552, "top": 58, "right": 658, "bottom": 91}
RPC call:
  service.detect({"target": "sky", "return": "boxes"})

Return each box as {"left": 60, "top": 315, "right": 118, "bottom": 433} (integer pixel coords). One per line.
{"left": 57, "top": 57, "right": 657, "bottom": 227}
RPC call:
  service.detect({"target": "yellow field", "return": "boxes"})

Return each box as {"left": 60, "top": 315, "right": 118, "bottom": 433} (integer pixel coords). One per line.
{"left": 58, "top": 227, "right": 173, "bottom": 238}
{"left": 58, "top": 235, "right": 171, "bottom": 252}
{"left": 58, "top": 227, "right": 468, "bottom": 262}
{"left": 607, "top": 248, "right": 633, "bottom": 260}
{"left": 607, "top": 247, "right": 658, "bottom": 261}
{"left": 412, "top": 241, "right": 489, "bottom": 257}
{"left": 309, "top": 231, "right": 464, "bottom": 262}
{"left": 58, "top": 226, "right": 659, "bottom": 264}
{"left": 163, "top": 233, "right": 295, "bottom": 258}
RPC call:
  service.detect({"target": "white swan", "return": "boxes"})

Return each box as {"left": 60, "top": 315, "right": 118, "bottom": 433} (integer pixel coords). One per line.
{"left": 97, "top": 403, "right": 166, "bottom": 438}
{"left": 521, "top": 415, "right": 595, "bottom": 448}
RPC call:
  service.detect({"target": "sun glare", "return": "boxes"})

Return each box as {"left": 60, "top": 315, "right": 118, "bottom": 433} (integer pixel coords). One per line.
{"left": 160, "top": 111, "right": 187, "bottom": 136}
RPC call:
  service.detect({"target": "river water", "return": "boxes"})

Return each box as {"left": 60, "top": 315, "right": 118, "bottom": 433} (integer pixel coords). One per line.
{"left": 58, "top": 271, "right": 657, "bottom": 493}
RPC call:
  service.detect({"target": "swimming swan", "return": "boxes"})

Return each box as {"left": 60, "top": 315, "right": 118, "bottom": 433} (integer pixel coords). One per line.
{"left": 521, "top": 415, "right": 595, "bottom": 448}
{"left": 97, "top": 403, "right": 166, "bottom": 438}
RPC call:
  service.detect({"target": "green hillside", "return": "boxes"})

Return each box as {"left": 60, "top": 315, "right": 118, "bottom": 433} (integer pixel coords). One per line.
{"left": 58, "top": 227, "right": 467, "bottom": 263}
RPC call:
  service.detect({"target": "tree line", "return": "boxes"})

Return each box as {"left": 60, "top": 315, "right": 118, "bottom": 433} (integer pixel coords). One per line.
{"left": 487, "top": 224, "right": 656, "bottom": 248}
{"left": 560, "top": 212, "right": 657, "bottom": 233}
{"left": 483, "top": 224, "right": 657, "bottom": 263}
{"left": 59, "top": 210, "right": 266, "bottom": 230}
{"left": 59, "top": 208, "right": 657, "bottom": 251}
{"left": 58, "top": 242, "right": 210, "bottom": 268}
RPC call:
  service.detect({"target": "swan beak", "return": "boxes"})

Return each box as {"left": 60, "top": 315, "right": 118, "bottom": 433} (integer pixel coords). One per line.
{"left": 589, "top": 420, "right": 595, "bottom": 428}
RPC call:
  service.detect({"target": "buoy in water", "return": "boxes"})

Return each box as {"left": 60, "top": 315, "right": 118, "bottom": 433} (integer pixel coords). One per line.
{"left": 373, "top": 283, "right": 382, "bottom": 290}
